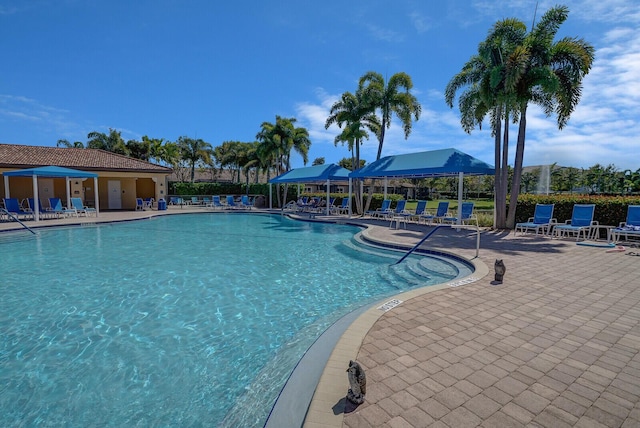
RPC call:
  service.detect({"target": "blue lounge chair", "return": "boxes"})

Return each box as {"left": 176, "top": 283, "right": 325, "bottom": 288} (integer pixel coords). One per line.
{"left": 367, "top": 199, "right": 391, "bottom": 218}
{"left": 420, "top": 201, "right": 450, "bottom": 225}
{"left": 71, "top": 197, "right": 97, "bottom": 217}
{"left": 144, "top": 198, "right": 155, "bottom": 209}
{"left": 553, "top": 204, "right": 597, "bottom": 241}
{"left": 515, "top": 203, "right": 556, "bottom": 236}
{"left": 612, "top": 205, "right": 640, "bottom": 243}
{"left": 442, "top": 202, "right": 477, "bottom": 226}
{"left": 2, "top": 197, "right": 33, "bottom": 220}
{"left": 136, "top": 198, "right": 145, "bottom": 211}
{"left": 48, "top": 197, "right": 77, "bottom": 217}
{"left": 241, "top": 195, "right": 253, "bottom": 209}
{"left": 226, "top": 195, "right": 239, "bottom": 209}
{"left": 329, "top": 197, "right": 349, "bottom": 214}
{"left": 208, "top": 195, "right": 224, "bottom": 209}
{"left": 27, "top": 197, "right": 53, "bottom": 219}
{"left": 408, "top": 200, "right": 428, "bottom": 223}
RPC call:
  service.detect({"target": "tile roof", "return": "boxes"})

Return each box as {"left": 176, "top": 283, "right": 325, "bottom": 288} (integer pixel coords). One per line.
{"left": 0, "top": 143, "right": 172, "bottom": 173}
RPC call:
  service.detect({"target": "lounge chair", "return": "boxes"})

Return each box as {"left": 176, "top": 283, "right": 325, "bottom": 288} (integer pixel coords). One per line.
{"left": 331, "top": 197, "right": 350, "bottom": 215}
{"left": 420, "top": 201, "right": 450, "bottom": 225}
{"left": 442, "top": 202, "right": 477, "bottom": 226}
{"left": 48, "top": 197, "right": 77, "bottom": 217}
{"left": 515, "top": 203, "right": 556, "bottom": 236}
{"left": 2, "top": 197, "right": 33, "bottom": 220}
{"left": 367, "top": 199, "right": 391, "bottom": 218}
{"left": 612, "top": 205, "right": 640, "bottom": 243}
{"left": 553, "top": 204, "right": 597, "bottom": 241}
{"left": 27, "top": 197, "right": 52, "bottom": 219}
{"left": 208, "top": 195, "right": 225, "bottom": 209}
{"left": 240, "top": 195, "right": 253, "bottom": 209}
{"left": 144, "top": 198, "right": 155, "bottom": 209}
{"left": 190, "top": 197, "right": 202, "bottom": 205}
{"left": 201, "top": 197, "right": 211, "bottom": 206}
{"left": 386, "top": 200, "right": 409, "bottom": 228}
{"left": 226, "top": 195, "right": 239, "bottom": 209}
{"left": 405, "top": 200, "right": 427, "bottom": 223}
{"left": 136, "top": 198, "right": 145, "bottom": 211}
{"left": 71, "top": 197, "right": 97, "bottom": 217}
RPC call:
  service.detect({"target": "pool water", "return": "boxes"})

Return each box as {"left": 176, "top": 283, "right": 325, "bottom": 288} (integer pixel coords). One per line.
{"left": 0, "top": 213, "right": 472, "bottom": 427}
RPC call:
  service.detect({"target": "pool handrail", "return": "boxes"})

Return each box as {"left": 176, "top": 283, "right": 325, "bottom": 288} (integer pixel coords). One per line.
{"left": 394, "top": 224, "right": 479, "bottom": 264}
{"left": 1, "top": 207, "right": 36, "bottom": 234}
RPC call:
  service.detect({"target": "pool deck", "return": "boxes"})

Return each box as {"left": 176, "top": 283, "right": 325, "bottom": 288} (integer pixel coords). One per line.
{"left": 3, "top": 207, "right": 640, "bottom": 427}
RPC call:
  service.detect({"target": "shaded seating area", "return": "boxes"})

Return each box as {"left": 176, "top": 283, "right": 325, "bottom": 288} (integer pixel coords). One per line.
{"left": 515, "top": 203, "right": 556, "bottom": 236}
{"left": 553, "top": 204, "right": 597, "bottom": 241}
{"left": 612, "top": 205, "right": 640, "bottom": 243}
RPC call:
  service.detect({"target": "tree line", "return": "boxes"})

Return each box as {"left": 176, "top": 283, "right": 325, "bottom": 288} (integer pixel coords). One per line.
{"left": 57, "top": 5, "right": 611, "bottom": 223}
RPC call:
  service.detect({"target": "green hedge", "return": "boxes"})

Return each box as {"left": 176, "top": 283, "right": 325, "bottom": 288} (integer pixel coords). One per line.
{"left": 514, "top": 194, "right": 640, "bottom": 226}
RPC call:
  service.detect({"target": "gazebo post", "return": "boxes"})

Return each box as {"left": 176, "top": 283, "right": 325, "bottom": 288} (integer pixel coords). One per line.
{"left": 32, "top": 175, "right": 40, "bottom": 221}
{"left": 94, "top": 176, "right": 100, "bottom": 217}
{"left": 65, "top": 176, "right": 71, "bottom": 209}
{"left": 348, "top": 177, "right": 352, "bottom": 218}
{"left": 326, "top": 179, "right": 330, "bottom": 215}
{"left": 4, "top": 175, "right": 10, "bottom": 198}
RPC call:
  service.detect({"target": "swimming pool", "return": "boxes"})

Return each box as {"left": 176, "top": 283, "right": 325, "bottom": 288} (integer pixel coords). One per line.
{"left": 0, "top": 213, "right": 473, "bottom": 427}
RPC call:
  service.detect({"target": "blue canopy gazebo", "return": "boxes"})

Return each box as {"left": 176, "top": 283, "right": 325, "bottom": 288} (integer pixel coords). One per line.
{"left": 349, "top": 148, "right": 495, "bottom": 221}
{"left": 3, "top": 166, "right": 99, "bottom": 221}
{"left": 269, "top": 164, "right": 351, "bottom": 215}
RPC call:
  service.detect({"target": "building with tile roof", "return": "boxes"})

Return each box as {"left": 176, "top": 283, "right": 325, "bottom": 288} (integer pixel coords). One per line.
{"left": 1, "top": 143, "right": 172, "bottom": 210}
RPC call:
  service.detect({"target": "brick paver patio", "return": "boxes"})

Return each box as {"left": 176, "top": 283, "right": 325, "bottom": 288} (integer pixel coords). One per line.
{"left": 335, "top": 223, "right": 640, "bottom": 428}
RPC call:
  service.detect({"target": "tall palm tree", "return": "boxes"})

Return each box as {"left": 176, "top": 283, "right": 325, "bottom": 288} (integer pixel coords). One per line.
{"left": 177, "top": 136, "right": 213, "bottom": 182}
{"left": 358, "top": 71, "right": 422, "bottom": 160}
{"left": 257, "top": 116, "right": 311, "bottom": 207}
{"left": 325, "top": 90, "right": 380, "bottom": 214}
{"left": 505, "top": 5, "right": 594, "bottom": 228}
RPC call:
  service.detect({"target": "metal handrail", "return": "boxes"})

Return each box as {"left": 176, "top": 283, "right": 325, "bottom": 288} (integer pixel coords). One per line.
{"left": 0, "top": 208, "right": 36, "bottom": 234}
{"left": 394, "top": 223, "right": 480, "bottom": 264}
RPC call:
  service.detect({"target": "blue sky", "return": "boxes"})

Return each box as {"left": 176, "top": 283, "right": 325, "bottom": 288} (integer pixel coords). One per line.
{"left": 1, "top": 0, "right": 638, "bottom": 170}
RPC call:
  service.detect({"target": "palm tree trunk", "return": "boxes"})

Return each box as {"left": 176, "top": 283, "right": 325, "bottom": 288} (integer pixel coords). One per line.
{"left": 493, "top": 105, "right": 507, "bottom": 229}
{"left": 506, "top": 104, "right": 527, "bottom": 229}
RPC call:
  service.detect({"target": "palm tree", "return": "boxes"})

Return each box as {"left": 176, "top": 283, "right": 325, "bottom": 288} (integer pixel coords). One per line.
{"left": 446, "top": 18, "right": 527, "bottom": 228}
{"left": 177, "top": 136, "right": 213, "bottom": 182}
{"left": 57, "top": 139, "right": 84, "bottom": 148}
{"left": 257, "top": 116, "right": 311, "bottom": 207}
{"left": 325, "top": 90, "right": 380, "bottom": 214}
{"left": 505, "top": 5, "right": 594, "bottom": 227}
{"left": 87, "top": 129, "right": 127, "bottom": 154}
{"left": 358, "top": 71, "right": 422, "bottom": 160}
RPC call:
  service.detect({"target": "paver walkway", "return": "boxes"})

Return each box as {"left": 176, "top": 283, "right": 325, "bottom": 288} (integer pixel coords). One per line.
{"left": 336, "top": 223, "right": 640, "bottom": 428}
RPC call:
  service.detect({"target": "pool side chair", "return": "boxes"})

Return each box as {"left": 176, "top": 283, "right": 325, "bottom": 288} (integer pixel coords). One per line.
{"left": 367, "top": 199, "right": 391, "bottom": 218}
{"left": 136, "top": 198, "right": 145, "bottom": 211}
{"left": 48, "top": 197, "right": 77, "bottom": 218}
{"left": 388, "top": 200, "right": 408, "bottom": 218}
{"left": 407, "top": 200, "right": 427, "bottom": 223}
{"left": 515, "top": 203, "right": 556, "bottom": 236}
{"left": 553, "top": 204, "right": 597, "bottom": 241}
{"left": 2, "top": 197, "right": 33, "bottom": 220}
{"left": 612, "top": 205, "right": 640, "bottom": 243}
{"left": 27, "top": 198, "right": 52, "bottom": 219}
{"left": 240, "top": 195, "right": 253, "bottom": 209}
{"left": 420, "top": 201, "right": 450, "bottom": 225}
{"left": 208, "top": 195, "right": 224, "bottom": 209}
{"left": 442, "top": 202, "right": 477, "bottom": 226}
{"left": 331, "top": 197, "right": 350, "bottom": 215}
{"left": 144, "top": 198, "right": 155, "bottom": 210}
{"left": 226, "top": 196, "right": 239, "bottom": 209}
{"left": 71, "top": 197, "right": 97, "bottom": 217}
